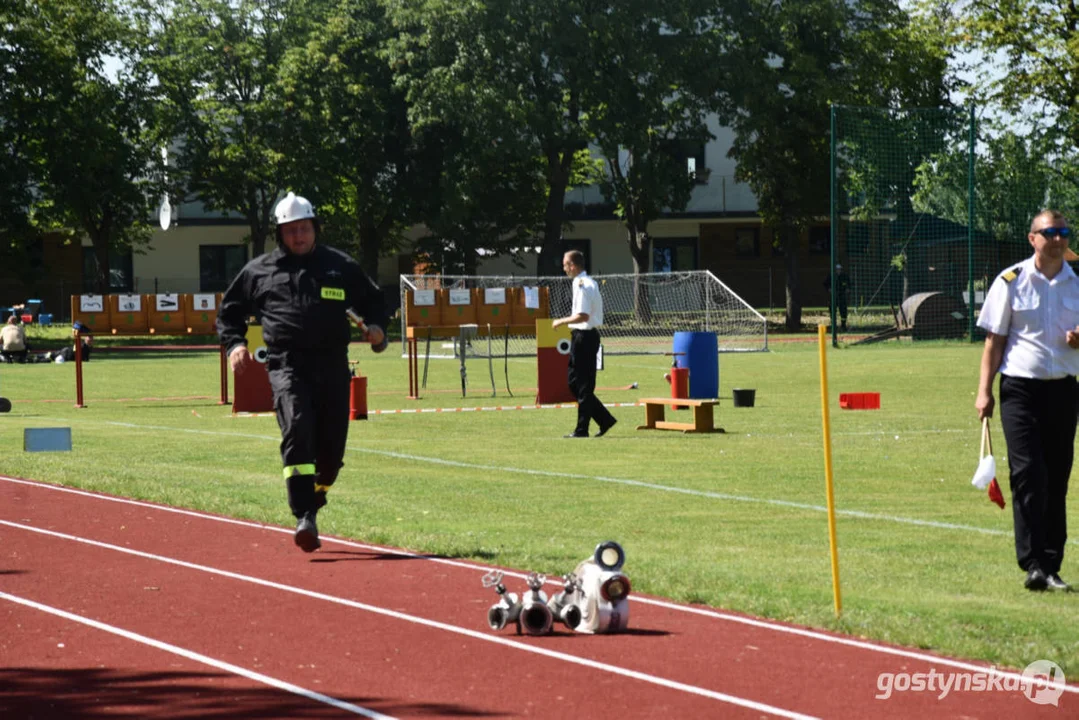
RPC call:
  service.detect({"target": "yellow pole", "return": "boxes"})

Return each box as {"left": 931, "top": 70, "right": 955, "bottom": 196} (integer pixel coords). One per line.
{"left": 818, "top": 324, "right": 842, "bottom": 617}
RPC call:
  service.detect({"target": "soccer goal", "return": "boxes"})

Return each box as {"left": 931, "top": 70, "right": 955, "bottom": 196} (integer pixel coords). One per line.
{"left": 399, "top": 270, "right": 767, "bottom": 357}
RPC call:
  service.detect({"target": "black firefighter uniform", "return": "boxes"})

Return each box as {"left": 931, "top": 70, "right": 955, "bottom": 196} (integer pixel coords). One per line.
{"left": 217, "top": 243, "right": 389, "bottom": 518}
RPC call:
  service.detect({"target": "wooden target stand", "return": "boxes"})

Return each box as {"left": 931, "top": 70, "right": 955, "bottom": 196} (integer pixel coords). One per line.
{"left": 72, "top": 327, "right": 230, "bottom": 409}
{"left": 69, "top": 293, "right": 228, "bottom": 409}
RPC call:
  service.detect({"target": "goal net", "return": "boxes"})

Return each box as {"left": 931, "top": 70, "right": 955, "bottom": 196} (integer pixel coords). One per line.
{"left": 399, "top": 270, "right": 767, "bottom": 357}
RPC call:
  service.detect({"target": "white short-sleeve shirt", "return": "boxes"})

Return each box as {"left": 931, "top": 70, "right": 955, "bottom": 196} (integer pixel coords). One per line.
{"left": 977, "top": 255, "right": 1079, "bottom": 379}
{"left": 569, "top": 271, "right": 604, "bottom": 330}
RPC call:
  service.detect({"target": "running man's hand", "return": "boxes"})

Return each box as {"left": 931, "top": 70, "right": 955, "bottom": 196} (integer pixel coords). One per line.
{"left": 229, "top": 345, "right": 253, "bottom": 374}
{"left": 365, "top": 324, "right": 387, "bottom": 353}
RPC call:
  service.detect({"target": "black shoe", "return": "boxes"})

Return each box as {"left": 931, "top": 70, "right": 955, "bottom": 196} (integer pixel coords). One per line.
{"left": 1047, "top": 573, "right": 1072, "bottom": 591}
{"left": 294, "top": 512, "right": 321, "bottom": 553}
{"left": 314, "top": 489, "right": 328, "bottom": 511}
{"left": 596, "top": 418, "right": 618, "bottom": 437}
{"left": 563, "top": 432, "right": 589, "bottom": 438}
{"left": 1025, "top": 567, "right": 1049, "bottom": 591}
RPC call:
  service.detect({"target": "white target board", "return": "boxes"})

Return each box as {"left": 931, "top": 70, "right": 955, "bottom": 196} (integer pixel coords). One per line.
{"left": 117, "top": 294, "right": 141, "bottom": 312}
{"left": 524, "top": 287, "right": 540, "bottom": 309}
{"left": 193, "top": 294, "right": 216, "bottom": 311}
{"left": 156, "top": 293, "right": 180, "bottom": 311}
{"left": 80, "top": 295, "right": 104, "bottom": 312}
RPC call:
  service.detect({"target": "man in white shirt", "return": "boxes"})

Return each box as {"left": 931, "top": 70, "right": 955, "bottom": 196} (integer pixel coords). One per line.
{"left": 1, "top": 316, "right": 28, "bottom": 363}
{"left": 552, "top": 250, "right": 617, "bottom": 438}
{"left": 976, "top": 209, "right": 1079, "bottom": 591}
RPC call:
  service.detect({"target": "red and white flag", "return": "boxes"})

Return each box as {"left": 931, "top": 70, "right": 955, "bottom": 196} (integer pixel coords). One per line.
{"left": 972, "top": 418, "right": 1006, "bottom": 509}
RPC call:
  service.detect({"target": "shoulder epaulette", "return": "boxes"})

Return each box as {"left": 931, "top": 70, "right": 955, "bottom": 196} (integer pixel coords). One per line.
{"left": 1002, "top": 266, "right": 1022, "bottom": 283}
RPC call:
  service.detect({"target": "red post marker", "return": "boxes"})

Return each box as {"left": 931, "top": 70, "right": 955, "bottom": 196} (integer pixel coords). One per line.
{"left": 219, "top": 344, "right": 229, "bottom": 404}
{"left": 74, "top": 329, "right": 86, "bottom": 409}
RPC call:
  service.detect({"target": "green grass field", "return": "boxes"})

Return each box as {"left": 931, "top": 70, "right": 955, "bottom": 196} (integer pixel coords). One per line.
{"left": 2, "top": 335, "right": 1076, "bottom": 675}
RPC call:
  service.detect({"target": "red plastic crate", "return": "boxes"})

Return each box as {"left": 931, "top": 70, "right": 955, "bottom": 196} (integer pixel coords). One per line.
{"left": 839, "top": 392, "right": 880, "bottom": 410}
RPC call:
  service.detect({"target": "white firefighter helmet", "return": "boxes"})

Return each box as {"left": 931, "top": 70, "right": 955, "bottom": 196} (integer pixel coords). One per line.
{"left": 274, "top": 192, "right": 315, "bottom": 225}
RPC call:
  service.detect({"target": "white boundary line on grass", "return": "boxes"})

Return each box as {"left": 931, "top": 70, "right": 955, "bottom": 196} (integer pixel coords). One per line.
{"left": 0, "top": 519, "right": 818, "bottom": 720}
{"left": 0, "top": 589, "right": 393, "bottom": 719}
{"left": 2, "top": 474, "right": 1076, "bottom": 696}
{"left": 13, "top": 416, "right": 1070, "bottom": 547}
{"left": 234, "top": 402, "right": 642, "bottom": 417}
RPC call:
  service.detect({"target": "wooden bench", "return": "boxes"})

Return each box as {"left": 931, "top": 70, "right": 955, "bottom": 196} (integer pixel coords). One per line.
{"left": 636, "top": 397, "right": 723, "bottom": 434}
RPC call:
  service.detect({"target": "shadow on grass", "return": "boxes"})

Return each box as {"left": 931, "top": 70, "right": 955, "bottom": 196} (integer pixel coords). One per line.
{"left": 0, "top": 667, "right": 503, "bottom": 718}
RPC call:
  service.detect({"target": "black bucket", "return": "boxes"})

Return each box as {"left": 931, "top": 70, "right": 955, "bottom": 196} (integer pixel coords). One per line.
{"left": 732, "top": 388, "right": 756, "bottom": 408}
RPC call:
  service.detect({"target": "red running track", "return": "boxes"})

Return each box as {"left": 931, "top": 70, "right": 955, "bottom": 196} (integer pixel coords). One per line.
{"left": 0, "top": 475, "right": 1072, "bottom": 719}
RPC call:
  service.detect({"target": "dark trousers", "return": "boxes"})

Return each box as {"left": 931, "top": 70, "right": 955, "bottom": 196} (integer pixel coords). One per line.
{"left": 568, "top": 329, "right": 614, "bottom": 435}
{"left": 268, "top": 350, "right": 351, "bottom": 517}
{"left": 0, "top": 349, "right": 27, "bottom": 363}
{"left": 999, "top": 374, "right": 1077, "bottom": 573}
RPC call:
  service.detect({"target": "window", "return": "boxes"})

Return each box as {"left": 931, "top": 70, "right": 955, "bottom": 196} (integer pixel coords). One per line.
{"left": 663, "top": 139, "right": 708, "bottom": 184}
{"left": 561, "top": 238, "right": 592, "bottom": 274}
{"left": 653, "top": 237, "right": 698, "bottom": 272}
{"left": 735, "top": 228, "right": 759, "bottom": 257}
{"left": 83, "top": 247, "right": 133, "bottom": 292}
{"left": 810, "top": 226, "right": 831, "bottom": 255}
{"left": 200, "top": 245, "right": 248, "bottom": 292}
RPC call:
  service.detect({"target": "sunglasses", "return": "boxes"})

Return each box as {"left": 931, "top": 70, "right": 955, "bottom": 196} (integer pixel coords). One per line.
{"left": 1035, "top": 227, "right": 1072, "bottom": 239}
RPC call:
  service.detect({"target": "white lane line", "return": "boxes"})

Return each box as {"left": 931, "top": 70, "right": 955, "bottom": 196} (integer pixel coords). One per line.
{"left": 2, "top": 475, "right": 1076, "bottom": 696}
{"left": 0, "top": 519, "right": 817, "bottom": 720}
{"left": 46, "top": 418, "right": 1038, "bottom": 544}
{"left": 0, "top": 590, "right": 394, "bottom": 719}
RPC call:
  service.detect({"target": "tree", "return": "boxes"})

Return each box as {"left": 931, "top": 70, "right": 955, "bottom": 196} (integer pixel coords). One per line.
{"left": 277, "top": 0, "right": 449, "bottom": 279}
{"left": 0, "top": 0, "right": 43, "bottom": 276}
{"left": 389, "top": 0, "right": 610, "bottom": 276}
{"left": 140, "top": 0, "right": 298, "bottom": 258}
{"left": 0, "top": 0, "right": 36, "bottom": 243}
{"left": 7, "top": 0, "right": 163, "bottom": 292}
{"left": 726, "top": 0, "right": 949, "bottom": 330}
{"left": 940, "top": 0, "right": 1079, "bottom": 164}
{"left": 585, "top": 5, "right": 715, "bottom": 269}
{"left": 410, "top": 127, "right": 548, "bottom": 275}
{"left": 913, "top": 126, "right": 1079, "bottom": 247}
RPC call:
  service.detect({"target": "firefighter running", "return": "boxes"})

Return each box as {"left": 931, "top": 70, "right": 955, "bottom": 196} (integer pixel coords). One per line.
{"left": 217, "top": 192, "right": 389, "bottom": 552}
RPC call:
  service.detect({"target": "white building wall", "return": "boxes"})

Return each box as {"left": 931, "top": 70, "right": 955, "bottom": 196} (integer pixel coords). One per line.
{"left": 137, "top": 114, "right": 759, "bottom": 290}
{"left": 475, "top": 217, "right": 709, "bottom": 277}
{"left": 563, "top": 117, "right": 757, "bottom": 214}
{"left": 134, "top": 225, "right": 249, "bottom": 293}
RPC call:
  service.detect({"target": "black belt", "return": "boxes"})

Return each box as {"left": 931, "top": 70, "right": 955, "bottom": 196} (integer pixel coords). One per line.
{"left": 570, "top": 328, "right": 598, "bottom": 334}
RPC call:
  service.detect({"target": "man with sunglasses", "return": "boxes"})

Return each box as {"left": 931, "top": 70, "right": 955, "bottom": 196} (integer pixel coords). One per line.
{"left": 976, "top": 209, "right": 1079, "bottom": 592}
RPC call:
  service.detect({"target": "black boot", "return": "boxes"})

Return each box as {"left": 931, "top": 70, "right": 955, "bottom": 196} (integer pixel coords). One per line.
{"left": 286, "top": 474, "right": 320, "bottom": 552}
{"left": 294, "top": 511, "right": 321, "bottom": 552}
